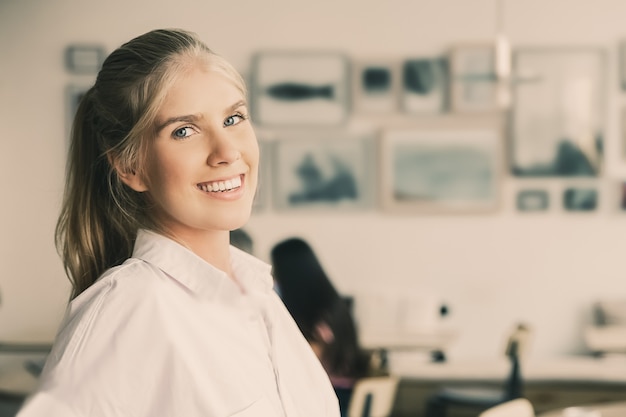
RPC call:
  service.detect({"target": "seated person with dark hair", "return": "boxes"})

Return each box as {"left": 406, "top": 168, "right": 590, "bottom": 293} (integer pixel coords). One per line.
{"left": 271, "top": 238, "right": 370, "bottom": 416}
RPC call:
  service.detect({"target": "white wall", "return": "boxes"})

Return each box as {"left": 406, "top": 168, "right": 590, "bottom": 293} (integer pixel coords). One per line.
{"left": 2, "top": 0, "right": 626, "bottom": 359}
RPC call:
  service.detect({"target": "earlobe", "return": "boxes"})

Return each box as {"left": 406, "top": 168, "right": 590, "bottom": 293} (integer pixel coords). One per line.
{"left": 108, "top": 153, "right": 149, "bottom": 192}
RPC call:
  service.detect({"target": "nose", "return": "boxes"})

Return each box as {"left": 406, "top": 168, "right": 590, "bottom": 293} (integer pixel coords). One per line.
{"left": 206, "top": 130, "right": 241, "bottom": 166}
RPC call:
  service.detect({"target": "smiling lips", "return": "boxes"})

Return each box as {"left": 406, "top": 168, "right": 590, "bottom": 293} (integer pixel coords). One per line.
{"left": 197, "top": 175, "right": 242, "bottom": 193}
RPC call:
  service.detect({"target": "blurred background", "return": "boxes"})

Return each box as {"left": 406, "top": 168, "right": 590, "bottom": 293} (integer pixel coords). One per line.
{"left": 2, "top": 0, "right": 626, "bottom": 365}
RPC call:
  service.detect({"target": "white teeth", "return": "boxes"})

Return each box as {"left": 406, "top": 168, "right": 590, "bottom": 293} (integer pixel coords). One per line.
{"left": 198, "top": 177, "right": 242, "bottom": 193}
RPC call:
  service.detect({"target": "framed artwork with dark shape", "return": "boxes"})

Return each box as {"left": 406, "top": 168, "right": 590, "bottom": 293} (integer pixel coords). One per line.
{"left": 563, "top": 186, "right": 598, "bottom": 211}
{"left": 449, "top": 44, "right": 498, "bottom": 113}
{"left": 250, "top": 51, "right": 350, "bottom": 126}
{"left": 517, "top": 189, "right": 549, "bottom": 212}
{"left": 401, "top": 57, "right": 448, "bottom": 114}
{"left": 380, "top": 121, "right": 502, "bottom": 213}
{"left": 618, "top": 181, "right": 626, "bottom": 211}
{"left": 272, "top": 132, "right": 374, "bottom": 210}
{"left": 511, "top": 48, "right": 605, "bottom": 177}
{"left": 619, "top": 41, "right": 626, "bottom": 91}
{"left": 64, "top": 44, "right": 106, "bottom": 74}
{"left": 352, "top": 59, "right": 400, "bottom": 114}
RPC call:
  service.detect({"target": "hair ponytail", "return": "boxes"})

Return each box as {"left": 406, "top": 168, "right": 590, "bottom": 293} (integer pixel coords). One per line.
{"left": 56, "top": 88, "right": 136, "bottom": 299}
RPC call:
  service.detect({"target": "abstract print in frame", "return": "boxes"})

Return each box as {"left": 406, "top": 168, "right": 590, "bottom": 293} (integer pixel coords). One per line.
{"left": 250, "top": 51, "right": 350, "bottom": 126}
{"left": 272, "top": 132, "right": 375, "bottom": 211}
{"left": 380, "top": 121, "right": 502, "bottom": 213}
{"left": 511, "top": 48, "right": 605, "bottom": 177}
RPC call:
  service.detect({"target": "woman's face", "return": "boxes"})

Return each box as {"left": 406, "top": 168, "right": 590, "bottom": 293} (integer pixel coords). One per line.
{"left": 129, "top": 65, "right": 259, "bottom": 242}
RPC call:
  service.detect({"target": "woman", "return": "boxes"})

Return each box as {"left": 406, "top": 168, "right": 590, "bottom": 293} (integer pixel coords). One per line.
{"left": 18, "top": 29, "right": 339, "bottom": 417}
{"left": 271, "top": 238, "right": 370, "bottom": 416}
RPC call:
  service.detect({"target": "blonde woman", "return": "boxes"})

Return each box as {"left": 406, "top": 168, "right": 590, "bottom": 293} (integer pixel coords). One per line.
{"left": 18, "top": 29, "right": 339, "bottom": 417}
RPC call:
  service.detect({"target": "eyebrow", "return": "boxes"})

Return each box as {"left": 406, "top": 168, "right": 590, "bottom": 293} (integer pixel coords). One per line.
{"left": 156, "top": 100, "right": 248, "bottom": 133}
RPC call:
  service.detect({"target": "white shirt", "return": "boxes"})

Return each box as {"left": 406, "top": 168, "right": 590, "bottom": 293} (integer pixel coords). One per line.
{"left": 18, "top": 230, "right": 340, "bottom": 417}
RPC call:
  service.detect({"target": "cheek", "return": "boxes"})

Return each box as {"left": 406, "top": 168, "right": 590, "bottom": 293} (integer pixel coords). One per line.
{"left": 143, "top": 149, "right": 186, "bottom": 192}
{"left": 247, "top": 133, "right": 260, "bottom": 165}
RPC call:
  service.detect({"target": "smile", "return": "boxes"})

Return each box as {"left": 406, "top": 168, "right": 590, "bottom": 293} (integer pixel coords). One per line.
{"left": 197, "top": 175, "right": 242, "bottom": 193}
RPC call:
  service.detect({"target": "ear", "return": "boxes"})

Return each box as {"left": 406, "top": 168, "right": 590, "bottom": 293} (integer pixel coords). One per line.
{"left": 107, "top": 153, "right": 149, "bottom": 192}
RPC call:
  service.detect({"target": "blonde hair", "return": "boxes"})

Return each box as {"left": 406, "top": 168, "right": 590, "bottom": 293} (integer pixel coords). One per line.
{"left": 56, "top": 28, "right": 246, "bottom": 299}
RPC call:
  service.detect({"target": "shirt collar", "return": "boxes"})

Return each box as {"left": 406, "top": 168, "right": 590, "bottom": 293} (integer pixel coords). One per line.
{"left": 132, "top": 229, "right": 273, "bottom": 298}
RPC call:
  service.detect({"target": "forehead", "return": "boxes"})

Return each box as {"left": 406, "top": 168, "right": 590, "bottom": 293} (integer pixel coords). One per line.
{"left": 157, "top": 66, "right": 245, "bottom": 117}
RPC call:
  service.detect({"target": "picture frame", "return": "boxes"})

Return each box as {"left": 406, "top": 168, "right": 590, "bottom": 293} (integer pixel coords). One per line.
{"left": 516, "top": 189, "right": 549, "bottom": 212}
{"left": 619, "top": 41, "right": 626, "bottom": 91}
{"left": 271, "top": 131, "right": 375, "bottom": 211}
{"left": 401, "top": 57, "right": 449, "bottom": 114}
{"left": 563, "top": 186, "right": 598, "bottom": 211}
{"left": 614, "top": 180, "right": 626, "bottom": 212}
{"left": 449, "top": 43, "right": 498, "bottom": 113}
{"left": 64, "top": 44, "right": 106, "bottom": 74}
{"left": 379, "top": 120, "right": 502, "bottom": 213}
{"left": 511, "top": 47, "right": 606, "bottom": 177}
{"left": 250, "top": 51, "right": 350, "bottom": 126}
{"left": 352, "top": 59, "right": 400, "bottom": 114}
{"left": 621, "top": 106, "right": 626, "bottom": 160}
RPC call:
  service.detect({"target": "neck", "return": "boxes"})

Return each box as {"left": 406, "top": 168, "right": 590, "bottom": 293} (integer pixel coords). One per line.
{"left": 167, "top": 228, "right": 233, "bottom": 277}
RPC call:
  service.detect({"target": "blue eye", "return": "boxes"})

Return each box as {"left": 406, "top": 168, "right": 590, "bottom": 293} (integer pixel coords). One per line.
{"left": 224, "top": 113, "right": 247, "bottom": 127}
{"left": 173, "top": 126, "right": 194, "bottom": 139}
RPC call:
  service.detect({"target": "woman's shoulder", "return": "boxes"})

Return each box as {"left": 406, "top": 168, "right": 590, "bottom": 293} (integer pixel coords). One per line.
{"left": 55, "top": 259, "right": 177, "bottom": 353}
{"left": 76, "top": 258, "right": 172, "bottom": 305}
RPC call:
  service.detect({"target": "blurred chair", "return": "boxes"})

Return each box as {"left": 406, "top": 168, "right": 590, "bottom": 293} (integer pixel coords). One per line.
{"left": 478, "top": 398, "right": 535, "bottom": 417}
{"left": 347, "top": 376, "right": 399, "bottom": 417}
{"left": 424, "top": 323, "right": 531, "bottom": 417}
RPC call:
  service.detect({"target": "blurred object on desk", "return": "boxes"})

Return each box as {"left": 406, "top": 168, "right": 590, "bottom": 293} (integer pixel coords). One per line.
{"left": 353, "top": 290, "right": 457, "bottom": 362}
{"left": 584, "top": 299, "right": 626, "bottom": 356}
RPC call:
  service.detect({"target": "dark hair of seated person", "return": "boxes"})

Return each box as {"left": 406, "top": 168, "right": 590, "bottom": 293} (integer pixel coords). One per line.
{"left": 270, "top": 237, "right": 370, "bottom": 411}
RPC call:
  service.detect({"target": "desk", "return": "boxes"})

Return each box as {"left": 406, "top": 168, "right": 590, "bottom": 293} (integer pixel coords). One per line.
{"left": 360, "top": 329, "right": 457, "bottom": 352}
{"left": 385, "top": 354, "right": 626, "bottom": 417}
{"left": 538, "top": 402, "right": 626, "bottom": 417}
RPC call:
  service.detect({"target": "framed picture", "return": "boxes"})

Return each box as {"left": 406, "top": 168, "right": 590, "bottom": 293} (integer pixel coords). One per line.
{"left": 621, "top": 106, "right": 626, "bottom": 159}
{"left": 379, "top": 121, "right": 502, "bottom": 213}
{"left": 516, "top": 189, "right": 549, "bottom": 212}
{"left": 563, "top": 186, "right": 598, "bottom": 211}
{"left": 272, "top": 132, "right": 375, "bottom": 210}
{"left": 449, "top": 44, "right": 498, "bottom": 113}
{"left": 511, "top": 48, "right": 606, "bottom": 177}
{"left": 619, "top": 41, "right": 626, "bottom": 91}
{"left": 613, "top": 180, "right": 626, "bottom": 212}
{"left": 64, "top": 44, "right": 106, "bottom": 74}
{"left": 401, "top": 57, "right": 449, "bottom": 114}
{"left": 250, "top": 51, "right": 350, "bottom": 126}
{"left": 352, "top": 59, "right": 400, "bottom": 114}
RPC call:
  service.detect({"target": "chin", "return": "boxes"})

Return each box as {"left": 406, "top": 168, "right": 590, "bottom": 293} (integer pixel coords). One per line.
{"left": 223, "top": 209, "right": 253, "bottom": 231}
